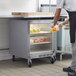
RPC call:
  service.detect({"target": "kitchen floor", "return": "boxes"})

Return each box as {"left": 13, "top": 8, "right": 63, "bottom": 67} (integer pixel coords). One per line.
{"left": 0, "top": 55, "right": 72, "bottom": 76}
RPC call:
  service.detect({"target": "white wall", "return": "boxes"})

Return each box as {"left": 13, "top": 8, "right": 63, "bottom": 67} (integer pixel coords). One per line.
{"left": 0, "top": 0, "right": 38, "bottom": 15}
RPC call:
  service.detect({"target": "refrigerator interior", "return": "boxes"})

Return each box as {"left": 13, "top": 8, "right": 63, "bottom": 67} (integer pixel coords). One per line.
{"left": 30, "top": 23, "right": 52, "bottom": 52}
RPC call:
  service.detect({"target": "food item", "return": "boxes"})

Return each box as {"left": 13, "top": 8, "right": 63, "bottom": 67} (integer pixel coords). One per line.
{"left": 32, "top": 37, "right": 47, "bottom": 44}
{"left": 30, "top": 29, "right": 33, "bottom": 33}
{"left": 30, "top": 39, "right": 34, "bottom": 43}
{"left": 30, "top": 28, "right": 40, "bottom": 33}
{"left": 36, "top": 29, "right": 40, "bottom": 32}
{"left": 51, "top": 25, "right": 59, "bottom": 32}
{"left": 33, "top": 29, "right": 40, "bottom": 32}
{"left": 40, "top": 37, "right": 47, "bottom": 42}
{"left": 51, "top": 28, "right": 53, "bottom": 32}
{"left": 53, "top": 27, "right": 56, "bottom": 31}
{"left": 33, "top": 29, "right": 36, "bottom": 32}
{"left": 34, "top": 39, "right": 40, "bottom": 43}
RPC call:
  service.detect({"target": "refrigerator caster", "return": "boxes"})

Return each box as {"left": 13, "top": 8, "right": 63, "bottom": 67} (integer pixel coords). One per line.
{"left": 50, "top": 56, "right": 56, "bottom": 64}
{"left": 54, "top": 56, "right": 56, "bottom": 61}
{"left": 12, "top": 55, "right": 15, "bottom": 61}
{"left": 28, "top": 60, "right": 32, "bottom": 67}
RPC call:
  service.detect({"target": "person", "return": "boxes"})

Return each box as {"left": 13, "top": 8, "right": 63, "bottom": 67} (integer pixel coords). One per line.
{"left": 53, "top": 0, "right": 76, "bottom": 75}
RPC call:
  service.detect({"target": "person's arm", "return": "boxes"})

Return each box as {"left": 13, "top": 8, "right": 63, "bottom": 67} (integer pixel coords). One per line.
{"left": 53, "top": 8, "right": 61, "bottom": 26}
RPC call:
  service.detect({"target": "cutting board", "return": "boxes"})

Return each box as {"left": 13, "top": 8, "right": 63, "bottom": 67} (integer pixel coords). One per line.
{"left": 12, "top": 12, "right": 53, "bottom": 15}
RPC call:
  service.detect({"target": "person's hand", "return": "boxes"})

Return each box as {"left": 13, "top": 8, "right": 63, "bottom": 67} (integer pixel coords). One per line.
{"left": 58, "top": 24, "right": 63, "bottom": 28}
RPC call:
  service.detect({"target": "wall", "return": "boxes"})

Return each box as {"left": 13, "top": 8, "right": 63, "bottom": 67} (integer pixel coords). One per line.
{"left": 0, "top": 0, "right": 38, "bottom": 60}
{"left": 0, "top": 0, "right": 38, "bottom": 15}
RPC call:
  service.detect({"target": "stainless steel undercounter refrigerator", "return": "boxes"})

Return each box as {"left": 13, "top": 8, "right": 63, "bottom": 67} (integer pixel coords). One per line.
{"left": 9, "top": 12, "right": 57, "bottom": 67}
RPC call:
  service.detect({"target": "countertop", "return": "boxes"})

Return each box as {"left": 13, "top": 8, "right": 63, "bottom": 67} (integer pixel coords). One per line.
{"left": 12, "top": 12, "right": 68, "bottom": 18}
{"left": 0, "top": 12, "right": 68, "bottom": 19}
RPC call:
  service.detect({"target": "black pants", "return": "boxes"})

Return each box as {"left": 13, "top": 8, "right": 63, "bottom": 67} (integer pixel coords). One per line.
{"left": 68, "top": 11, "right": 76, "bottom": 43}
{"left": 67, "top": 11, "right": 76, "bottom": 71}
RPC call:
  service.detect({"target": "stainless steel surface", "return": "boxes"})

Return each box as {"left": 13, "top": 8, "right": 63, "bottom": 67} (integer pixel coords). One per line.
{"left": 9, "top": 19, "right": 57, "bottom": 66}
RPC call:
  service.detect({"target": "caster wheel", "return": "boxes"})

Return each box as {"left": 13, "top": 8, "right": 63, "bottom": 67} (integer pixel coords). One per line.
{"left": 50, "top": 56, "right": 56, "bottom": 64}
{"left": 12, "top": 55, "right": 15, "bottom": 61}
{"left": 28, "top": 62, "right": 32, "bottom": 67}
{"left": 28, "top": 60, "right": 32, "bottom": 67}
{"left": 54, "top": 56, "right": 56, "bottom": 61}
